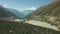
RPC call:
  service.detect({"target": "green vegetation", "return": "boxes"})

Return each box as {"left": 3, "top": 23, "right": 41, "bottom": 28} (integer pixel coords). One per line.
{"left": 0, "top": 21, "right": 60, "bottom": 34}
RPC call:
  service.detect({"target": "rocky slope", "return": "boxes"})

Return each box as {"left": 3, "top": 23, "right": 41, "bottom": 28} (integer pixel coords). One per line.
{"left": 0, "top": 21, "right": 60, "bottom": 34}
{"left": 28, "top": 0, "right": 60, "bottom": 31}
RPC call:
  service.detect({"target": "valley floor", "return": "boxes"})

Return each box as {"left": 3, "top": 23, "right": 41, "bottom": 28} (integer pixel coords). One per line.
{"left": 24, "top": 20, "right": 59, "bottom": 31}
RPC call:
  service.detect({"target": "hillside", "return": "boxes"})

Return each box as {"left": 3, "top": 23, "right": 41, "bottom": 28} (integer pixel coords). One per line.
{"left": 0, "top": 6, "right": 17, "bottom": 18}
{"left": 0, "top": 0, "right": 60, "bottom": 34}
{"left": 0, "top": 20, "right": 60, "bottom": 34}
{"left": 7, "top": 8, "right": 34, "bottom": 19}
{"left": 29, "top": 0, "right": 60, "bottom": 31}
{"left": 21, "top": 10, "right": 34, "bottom": 18}
{"left": 7, "top": 8, "right": 24, "bottom": 18}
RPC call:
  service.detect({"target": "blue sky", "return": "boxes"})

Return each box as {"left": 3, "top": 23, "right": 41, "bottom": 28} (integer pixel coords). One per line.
{"left": 0, "top": 0, "right": 52, "bottom": 11}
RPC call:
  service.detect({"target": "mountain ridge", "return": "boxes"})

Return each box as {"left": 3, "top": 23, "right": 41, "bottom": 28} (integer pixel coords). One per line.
{"left": 29, "top": 1, "right": 60, "bottom": 31}
{"left": 0, "top": 5, "right": 17, "bottom": 18}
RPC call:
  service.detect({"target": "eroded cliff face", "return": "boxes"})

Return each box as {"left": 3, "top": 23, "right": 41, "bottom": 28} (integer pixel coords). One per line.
{"left": 28, "top": 0, "right": 60, "bottom": 31}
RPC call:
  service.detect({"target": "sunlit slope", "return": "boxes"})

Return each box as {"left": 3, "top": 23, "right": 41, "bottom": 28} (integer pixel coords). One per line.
{"left": 25, "top": 20, "right": 59, "bottom": 31}
{"left": 29, "top": 1, "right": 60, "bottom": 31}
{"left": 0, "top": 21, "right": 60, "bottom": 34}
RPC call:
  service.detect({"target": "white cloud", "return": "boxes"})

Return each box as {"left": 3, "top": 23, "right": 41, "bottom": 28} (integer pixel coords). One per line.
{"left": 27, "top": 7, "right": 37, "bottom": 10}
{"left": 3, "top": 4, "right": 8, "bottom": 7}
{"left": 19, "top": 7, "right": 37, "bottom": 11}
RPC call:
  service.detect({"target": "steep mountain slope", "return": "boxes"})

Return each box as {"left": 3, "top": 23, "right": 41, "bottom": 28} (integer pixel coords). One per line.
{"left": 29, "top": 0, "right": 60, "bottom": 31}
{"left": 0, "top": 5, "right": 17, "bottom": 18}
{"left": 7, "top": 8, "right": 24, "bottom": 18}
{"left": 22, "top": 10, "right": 33, "bottom": 16}
{"left": 21, "top": 10, "right": 33, "bottom": 18}
{"left": 8, "top": 9, "right": 34, "bottom": 18}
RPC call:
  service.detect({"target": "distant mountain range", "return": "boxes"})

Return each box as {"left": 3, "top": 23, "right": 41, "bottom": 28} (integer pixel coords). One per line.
{"left": 0, "top": 5, "right": 34, "bottom": 19}
{"left": 7, "top": 8, "right": 24, "bottom": 18}
{"left": 21, "top": 10, "right": 34, "bottom": 18}
{"left": 7, "top": 8, "right": 33, "bottom": 18}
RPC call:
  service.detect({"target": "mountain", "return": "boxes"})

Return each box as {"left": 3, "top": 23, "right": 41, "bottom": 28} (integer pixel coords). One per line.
{"left": 0, "top": 21, "right": 60, "bottom": 34}
{"left": 21, "top": 10, "right": 34, "bottom": 18}
{"left": 22, "top": 10, "right": 33, "bottom": 15}
{"left": 7, "top": 9, "right": 34, "bottom": 19}
{"left": 0, "top": 5, "right": 17, "bottom": 18}
{"left": 7, "top": 8, "right": 25, "bottom": 18}
{"left": 0, "top": 5, "right": 60, "bottom": 34}
{"left": 29, "top": 1, "right": 60, "bottom": 31}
